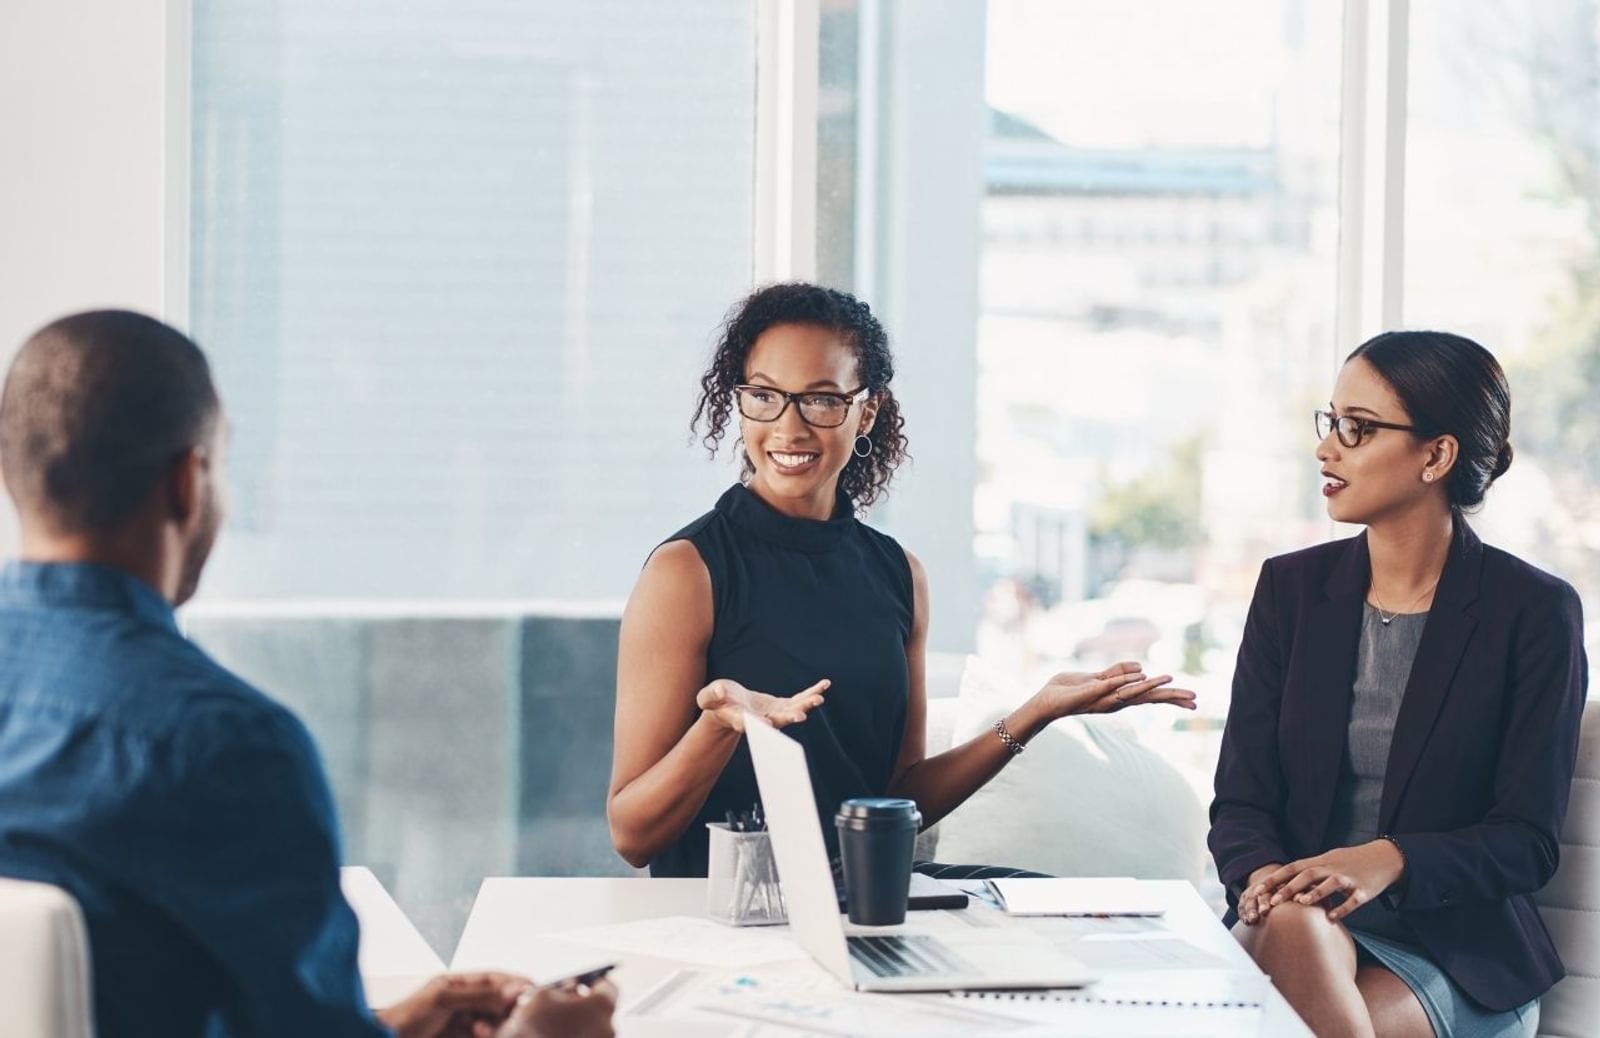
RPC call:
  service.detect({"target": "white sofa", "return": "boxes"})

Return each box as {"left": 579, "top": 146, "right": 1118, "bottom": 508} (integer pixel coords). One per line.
{"left": 1536, "top": 698, "right": 1600, "bottom": 1038}
{"left": 915, "top": 656, "right": 1209, "bottom": 888}
{"left": 0, "top": 877, "right": 93, "bottom": 1038}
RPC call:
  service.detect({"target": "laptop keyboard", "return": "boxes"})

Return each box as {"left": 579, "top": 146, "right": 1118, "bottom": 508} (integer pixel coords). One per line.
{"left": 847, "top": 934, "right": 978, "bottom": 978}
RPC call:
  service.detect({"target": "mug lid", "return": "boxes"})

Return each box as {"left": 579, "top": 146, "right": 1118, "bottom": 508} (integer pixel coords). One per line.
{"left": 835, "top": 797, "right": 920, "bottom": 822}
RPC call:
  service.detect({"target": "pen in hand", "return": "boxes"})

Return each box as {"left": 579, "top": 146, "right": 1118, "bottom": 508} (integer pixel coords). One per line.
{"left": 513, "top": 964, "right": 617, "bottom": 1007}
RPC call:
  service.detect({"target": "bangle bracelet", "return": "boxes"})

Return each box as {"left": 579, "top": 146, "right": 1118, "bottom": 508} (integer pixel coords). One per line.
{"left": 992, "top": 718, "right": 1025, "bottom": 756}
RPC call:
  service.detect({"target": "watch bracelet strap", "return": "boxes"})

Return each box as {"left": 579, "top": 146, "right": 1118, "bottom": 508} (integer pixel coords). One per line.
{"left": 992, "top": 718, "right": 1025, "bottom": 756}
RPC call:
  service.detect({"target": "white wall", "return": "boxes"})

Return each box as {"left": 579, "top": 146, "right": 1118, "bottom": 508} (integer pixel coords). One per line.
{"left": 0, "top": 0, "right": 172, "bottom": 357}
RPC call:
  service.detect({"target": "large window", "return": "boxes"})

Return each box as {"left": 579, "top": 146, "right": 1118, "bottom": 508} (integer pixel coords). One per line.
{"left": 157, "top": 0, "right": 1598, "bottom": 946}
{"left": 186, "top": 0, "right": 759, "bottom": 946}
{"left": 968, "top": 0, "right": 1345, "bottom": 801}
{"left": 190, "top": 0, "right": 754, "bottom": 601}
{"left": 1404, "top": 0, "right": 1600, "bottom": 636}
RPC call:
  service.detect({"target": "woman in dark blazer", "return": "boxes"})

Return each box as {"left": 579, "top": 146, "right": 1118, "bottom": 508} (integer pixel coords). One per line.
{"left": 1210, "top": 331, "right": 1587, "bottom": 1038}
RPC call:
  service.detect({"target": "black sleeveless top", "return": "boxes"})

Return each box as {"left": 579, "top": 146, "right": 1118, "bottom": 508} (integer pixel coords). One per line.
{"left": 648, "top": 483, "right": 915, "bottom": 877}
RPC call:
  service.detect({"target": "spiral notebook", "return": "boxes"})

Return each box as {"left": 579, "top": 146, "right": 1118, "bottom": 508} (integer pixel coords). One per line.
{"left": 944, "top": 990, "right": 1264, "bottom": 1038}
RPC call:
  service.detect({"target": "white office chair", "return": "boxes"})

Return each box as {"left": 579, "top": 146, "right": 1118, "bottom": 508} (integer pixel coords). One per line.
{"left": 1536, "top": 698, "right": 1600, "bottom": 1038}
{"left": 0, "top": 877, "right": 94, "bottom": 1038}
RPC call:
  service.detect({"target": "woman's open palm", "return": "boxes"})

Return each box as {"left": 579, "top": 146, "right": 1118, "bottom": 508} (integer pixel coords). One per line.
{"left": 696, "top": 677, "right": 831, "bottom": 732}
{"left": 1037, "top": 661, "right": 1196, "bottom": 718}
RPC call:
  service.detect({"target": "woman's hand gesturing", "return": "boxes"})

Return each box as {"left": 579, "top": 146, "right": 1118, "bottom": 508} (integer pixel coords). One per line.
{"left": 1035, "top": 661, "right": 1196, "bottom": 719}
{"left": 697, "top": 678, "right": 831, "bottom": 732}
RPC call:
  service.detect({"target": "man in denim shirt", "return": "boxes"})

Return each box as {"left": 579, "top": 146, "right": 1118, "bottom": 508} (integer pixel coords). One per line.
{"left": 0, "top": 311, "right": 615, "bottom": 1038}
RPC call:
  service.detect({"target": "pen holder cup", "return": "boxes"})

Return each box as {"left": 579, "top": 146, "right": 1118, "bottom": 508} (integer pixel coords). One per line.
{"left": 706, "top": 822, "right": 787, "bottom": 926}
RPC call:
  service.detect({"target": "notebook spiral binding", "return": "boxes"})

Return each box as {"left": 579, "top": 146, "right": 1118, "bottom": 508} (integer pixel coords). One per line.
{"left": 949, "top": 989, "right": 1260, "bottom": 1009}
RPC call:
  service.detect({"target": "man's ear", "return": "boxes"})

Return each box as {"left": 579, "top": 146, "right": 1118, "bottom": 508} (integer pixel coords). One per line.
{"left": 164, "top": 447, "right": 205, "bottom": 526}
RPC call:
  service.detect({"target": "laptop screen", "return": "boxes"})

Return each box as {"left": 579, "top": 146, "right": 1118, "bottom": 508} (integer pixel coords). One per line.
{"left": 744, "top": 718, "right": 854, "bottom": 981}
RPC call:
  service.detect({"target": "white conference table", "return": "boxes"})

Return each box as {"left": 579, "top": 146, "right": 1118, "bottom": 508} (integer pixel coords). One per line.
{"left": 341, "top": 866, "right": 446, "bottom": 1007}
{"left": 449, "top": 877, "right": 1313, "bottom": 1037}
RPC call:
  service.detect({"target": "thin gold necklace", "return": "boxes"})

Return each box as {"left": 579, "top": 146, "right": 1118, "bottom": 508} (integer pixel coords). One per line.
{"left": 1370, "top": 578, "right": 1439, "bottom": 625}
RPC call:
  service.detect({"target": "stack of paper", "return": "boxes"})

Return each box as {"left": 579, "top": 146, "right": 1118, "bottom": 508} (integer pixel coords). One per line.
{"left": 630, "top": 965, "right": 1036, "bottom": 1036}
{"left": 988, "top": 877, "right": 1168, "bottom": 917}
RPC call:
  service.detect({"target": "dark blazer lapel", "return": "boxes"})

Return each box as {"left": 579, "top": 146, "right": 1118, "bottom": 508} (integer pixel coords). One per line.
{"left": 1378, "top": 521, "right": 1484, "bottom": 830}
{"left": 1302, "top": 533, "right": 1369, "bottom": 845}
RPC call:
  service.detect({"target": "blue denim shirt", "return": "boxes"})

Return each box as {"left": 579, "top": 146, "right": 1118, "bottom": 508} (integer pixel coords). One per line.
{"left": 0, "top": 561, "right": 387, "bottom": 1037}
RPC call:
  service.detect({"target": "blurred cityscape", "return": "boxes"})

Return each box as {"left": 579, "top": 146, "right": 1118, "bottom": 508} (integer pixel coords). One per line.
{"left": 969, "top": 0, "right": 1342, "bottom": 796}
{"left": 971, "top": 0, "right": 1599, "bottom": 800}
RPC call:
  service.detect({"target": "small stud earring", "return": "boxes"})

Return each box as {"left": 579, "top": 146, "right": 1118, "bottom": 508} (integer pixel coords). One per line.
{"left": 1423, "top": 471, "right": 1435, "bottom": 483}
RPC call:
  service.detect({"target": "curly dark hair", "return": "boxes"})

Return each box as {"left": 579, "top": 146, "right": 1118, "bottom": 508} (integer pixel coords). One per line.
{"left": 691, "top": 282, "right": 909, "bottom": 511}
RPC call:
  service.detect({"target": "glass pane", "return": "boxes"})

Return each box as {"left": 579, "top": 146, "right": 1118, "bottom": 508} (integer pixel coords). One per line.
{"left": 191, "top": 0, "right": 754, "bottom": 600}
{"left": 188, "top": 0, "right": 757, "bottom": 948}
{"left": 814, "top": 6, "right": 1344, "bottom": 891}
{"left": 817, "top": 0, "right": 862, "bottom": 292}
{"left": 977, "top": 0, "right": 1343, "bottom": 825}
{"left": 1404, "top": 0, "right": 1600, "bottom": 674}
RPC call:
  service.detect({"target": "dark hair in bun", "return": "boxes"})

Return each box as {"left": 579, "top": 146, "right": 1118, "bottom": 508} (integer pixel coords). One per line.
{"left": 1347, "top": 330, "right": 1512, "bottom": 511}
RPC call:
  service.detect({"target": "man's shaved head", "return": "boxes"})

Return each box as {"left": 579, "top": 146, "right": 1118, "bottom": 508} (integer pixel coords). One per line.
{"left": 1, "top": 310, "right": 220, "bottom": 536}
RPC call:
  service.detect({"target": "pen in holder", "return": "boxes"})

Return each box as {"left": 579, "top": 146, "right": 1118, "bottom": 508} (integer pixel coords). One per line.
{"left": 706, "top": 818, "right": 786, "bottom": 926}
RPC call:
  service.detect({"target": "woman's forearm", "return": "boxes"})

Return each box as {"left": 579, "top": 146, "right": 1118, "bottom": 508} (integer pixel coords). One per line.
{"left": 1386, "top": 817, "right": 1560, "bottom": 909}
{"left": 888, "top": 696, "right": 1051, "bottom": 827}
{"left": 607, "top": 712, "right": 743, "bottom": 867}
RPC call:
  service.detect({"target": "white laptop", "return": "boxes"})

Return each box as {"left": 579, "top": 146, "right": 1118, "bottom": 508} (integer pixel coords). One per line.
{"left": 744, "top": 717, "right": 1095, "bottom": 993}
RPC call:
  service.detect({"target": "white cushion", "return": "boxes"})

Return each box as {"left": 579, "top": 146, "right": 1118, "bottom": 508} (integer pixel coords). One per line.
{"left": 0, "top": 877, "right": 94, "bottom": 1038}
{"left": 921, "top": 658, "right": 1206, "bottom": 882}
{"left": 914, "top": 696, "right": 960, "bottom": 860}
{"left": 1537, "top": 698, "right": 1600, "bottom": 1038}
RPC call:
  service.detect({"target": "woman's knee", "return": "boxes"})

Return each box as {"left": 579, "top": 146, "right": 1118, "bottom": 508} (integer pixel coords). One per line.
{"left": 1249, "top": 901, "right": 1353, "bottom": 961}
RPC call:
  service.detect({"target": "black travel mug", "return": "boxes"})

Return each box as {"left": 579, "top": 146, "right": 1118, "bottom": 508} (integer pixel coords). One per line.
{"left": 835, "top": 797, "right": 921, "bottom": 925}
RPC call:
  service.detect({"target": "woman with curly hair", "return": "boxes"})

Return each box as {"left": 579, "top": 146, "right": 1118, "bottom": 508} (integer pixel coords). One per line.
{"left": 606, "top": 282, "right": 1194, "bottom": 877}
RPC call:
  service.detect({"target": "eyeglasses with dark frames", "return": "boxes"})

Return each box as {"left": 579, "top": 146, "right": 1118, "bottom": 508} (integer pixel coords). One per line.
{"left": 1314, "top": 409, "right": 1416, "bottom": 448}
{"left": 734, "top": 384, "right": 869, "bottom": 428}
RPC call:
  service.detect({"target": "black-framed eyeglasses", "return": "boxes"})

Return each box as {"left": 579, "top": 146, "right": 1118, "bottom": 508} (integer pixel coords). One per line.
{"left": 734, "top": 384, "right": 869, "bottom": 428}
{"left": 1314, "top": 409, "right": 1416, "bottom": 448}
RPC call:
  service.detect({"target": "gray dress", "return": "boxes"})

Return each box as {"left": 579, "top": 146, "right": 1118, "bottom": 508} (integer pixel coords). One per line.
{"left": 1327, "top": 605, "right": 1539, "bottom": 1038}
